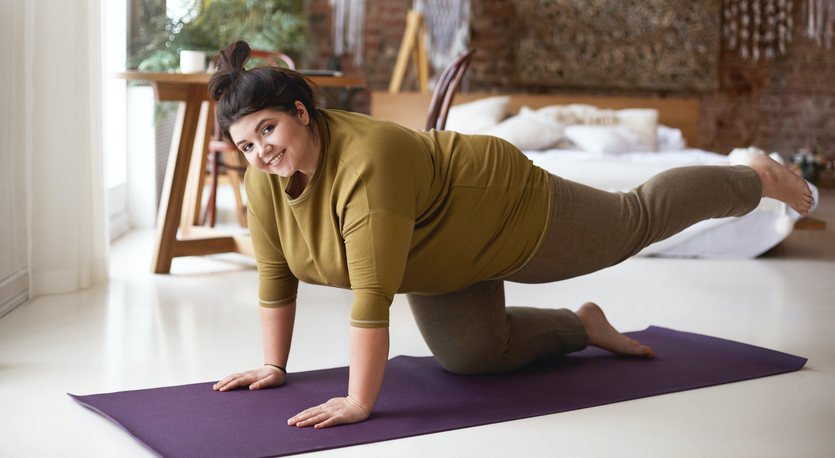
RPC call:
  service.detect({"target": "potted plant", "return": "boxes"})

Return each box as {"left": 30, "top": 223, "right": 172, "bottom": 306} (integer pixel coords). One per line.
{"left": 791, "top": 147, "right": 832, "bottom": 187}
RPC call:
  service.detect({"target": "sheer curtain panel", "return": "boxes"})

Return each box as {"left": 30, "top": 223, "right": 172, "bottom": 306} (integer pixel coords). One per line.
{"left": 2, "top": 0, "right": 108, "bottom": 305}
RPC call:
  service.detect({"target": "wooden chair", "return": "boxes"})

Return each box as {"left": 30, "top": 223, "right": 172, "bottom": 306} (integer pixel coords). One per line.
{"left": 201, "top": 50, "right": 296, "bottom": 228}
{"left": 425, "top": 48, "right": 475, "bottom": 132}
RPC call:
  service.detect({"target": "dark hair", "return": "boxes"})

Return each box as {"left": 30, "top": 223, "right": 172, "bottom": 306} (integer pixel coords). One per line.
{"left": 208, "top": 40, "right": 329, "bottom": 152}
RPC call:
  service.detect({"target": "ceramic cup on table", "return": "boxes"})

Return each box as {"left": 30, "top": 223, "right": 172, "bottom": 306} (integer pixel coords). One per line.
{"left": 179, "top": 50, "right": 206, "bottom": 74}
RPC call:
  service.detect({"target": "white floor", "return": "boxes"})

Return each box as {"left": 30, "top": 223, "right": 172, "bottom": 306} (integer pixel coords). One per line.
{"left": 1, "top": 189, "right": 834, "bottom": 457}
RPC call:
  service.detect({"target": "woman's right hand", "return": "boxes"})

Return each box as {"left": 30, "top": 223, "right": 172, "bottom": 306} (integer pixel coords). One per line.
{"left": 213, "top": 366, "right": 285, "bottom": 392}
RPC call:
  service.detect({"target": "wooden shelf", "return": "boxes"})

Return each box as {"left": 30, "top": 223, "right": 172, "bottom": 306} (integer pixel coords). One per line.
{"left": 111, "top": 71, "right": 366, "bottom": 88}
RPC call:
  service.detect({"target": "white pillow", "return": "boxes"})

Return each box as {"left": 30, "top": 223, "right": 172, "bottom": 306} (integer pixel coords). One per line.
{"left": 479, "top": 106, "right": 566, "bottom": 151}
{"left": 535, "top": 104, "right": 616, "bottom": 125}
{"left": 657, "top": 124, "right": 686, "bottom": 151}
{"left": 615, "top": 109, "right": 659, "bottom": 151}
{"left": 536, "top": 104, "right": 659, "bottom": 151}
{"left": 445, "top": 96, "right": 510, "bottom": 134}
{"left": 564, "top": 125, "right": 653, "bottom": 154}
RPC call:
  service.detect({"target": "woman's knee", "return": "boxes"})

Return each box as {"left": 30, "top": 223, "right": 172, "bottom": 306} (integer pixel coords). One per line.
{"left": 434, "top": 352, "right": 504, "bottom": 376}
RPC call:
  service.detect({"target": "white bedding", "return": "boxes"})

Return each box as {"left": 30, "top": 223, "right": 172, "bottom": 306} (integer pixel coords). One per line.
{"left": 523, "top": 147, "right": 819, "bottom": 258}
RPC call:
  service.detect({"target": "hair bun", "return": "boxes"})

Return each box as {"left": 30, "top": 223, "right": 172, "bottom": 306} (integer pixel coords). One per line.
{"left": 208, "top": 41, "right": 252, "bottom": 101}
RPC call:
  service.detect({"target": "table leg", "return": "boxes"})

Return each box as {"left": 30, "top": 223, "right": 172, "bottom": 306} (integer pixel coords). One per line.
{"left": 222, "top": 150, "right": 248, "bottom": 228}
{"left": 180, "top": 100, "right": 212, "bottom": 236}
{"left": 151, "top": 87, "right": 203, "bottom": 273}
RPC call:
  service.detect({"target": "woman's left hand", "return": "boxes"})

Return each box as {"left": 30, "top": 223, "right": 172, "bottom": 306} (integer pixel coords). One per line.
{"left": 287, "top": 396, "right": 370, "bottom": 429}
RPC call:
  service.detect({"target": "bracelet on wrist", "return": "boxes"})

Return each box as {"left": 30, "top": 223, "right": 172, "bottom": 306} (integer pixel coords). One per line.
{"left": 264, "top": 364, "right": 286, "bottom": 374}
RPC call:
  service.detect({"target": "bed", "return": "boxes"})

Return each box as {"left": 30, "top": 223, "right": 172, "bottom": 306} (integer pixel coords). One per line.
{"left": 370, "top": 91, "right": 819, "bottom": 259}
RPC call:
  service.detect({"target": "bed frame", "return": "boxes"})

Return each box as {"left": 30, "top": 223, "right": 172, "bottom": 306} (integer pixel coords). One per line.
{"left": 370, "top": 91, "right": 702, "bottom": 149}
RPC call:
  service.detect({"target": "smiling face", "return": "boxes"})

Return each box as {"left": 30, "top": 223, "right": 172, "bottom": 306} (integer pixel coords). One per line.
{"left": 228, "top": 102, "right": 320, "bottom": 179}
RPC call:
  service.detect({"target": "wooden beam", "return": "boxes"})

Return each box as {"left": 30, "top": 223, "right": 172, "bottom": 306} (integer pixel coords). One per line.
{"left": 416, "top": 17, "right": 429, "bottom": 94}
{"left": 172, "top": 236, "right": 237, "bottom": 257}
{"left": 389, "top": 10, "right": 424, "bottom": 94}
{"left": 233, "top": 235, "right": 255, "bottom": 257}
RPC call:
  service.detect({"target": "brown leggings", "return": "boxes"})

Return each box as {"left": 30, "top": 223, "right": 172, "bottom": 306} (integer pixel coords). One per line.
{"left": 406, "top": 165, "right": 762, "bottom": 375}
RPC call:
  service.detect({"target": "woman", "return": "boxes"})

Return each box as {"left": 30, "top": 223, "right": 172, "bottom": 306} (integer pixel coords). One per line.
{"left": 210, "top": 41, "right": 813, "bottom": 429}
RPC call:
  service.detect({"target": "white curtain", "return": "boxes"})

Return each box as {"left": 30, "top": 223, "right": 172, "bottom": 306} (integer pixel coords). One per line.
{"left": 6, "top": 0, "right": 109, "bottom": 298}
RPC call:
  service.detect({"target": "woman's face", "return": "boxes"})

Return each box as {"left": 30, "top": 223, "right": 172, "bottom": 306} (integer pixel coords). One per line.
{"left": 228, "top": 102, "right": 319, "bottom": 178}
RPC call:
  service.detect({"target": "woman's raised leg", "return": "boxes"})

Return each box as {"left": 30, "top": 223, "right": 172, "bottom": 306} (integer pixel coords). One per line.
{"left": 506, "top": 165, "right": 763, "bottom": 284}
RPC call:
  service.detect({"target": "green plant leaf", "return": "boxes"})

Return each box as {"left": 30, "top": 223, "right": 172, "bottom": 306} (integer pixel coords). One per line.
{"left": 133, "top": 0, "right": 308, "bottom": 72}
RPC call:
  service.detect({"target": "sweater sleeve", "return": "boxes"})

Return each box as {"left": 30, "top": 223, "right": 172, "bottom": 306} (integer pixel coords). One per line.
{"left": 343, "top": 211, "right": 414, "bottom": 328}
{"left": 248, "top": 206, "right": 299, "bottom": 308}
{"left": 338, "top": 126, "right": 418, "bottom": 328}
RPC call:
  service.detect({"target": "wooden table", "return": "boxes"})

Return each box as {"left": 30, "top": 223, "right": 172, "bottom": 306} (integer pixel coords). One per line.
{"left": 113, "top": 72, "right": 366, "bottom": 273}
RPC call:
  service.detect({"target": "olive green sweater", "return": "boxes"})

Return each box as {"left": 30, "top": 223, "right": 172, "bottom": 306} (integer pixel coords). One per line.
{"left": 245, "top": 110, "right": 552, "bottom": 328}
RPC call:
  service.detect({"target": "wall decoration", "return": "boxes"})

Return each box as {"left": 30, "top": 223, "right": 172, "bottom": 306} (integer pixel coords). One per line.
{"left": 414, "top": 0, "right": 471, "bottom": 76}
{"left": 805, "top": 0, "right": 835, "bottom": 48}
{"left": 331, "top": 0, "right": 366, "bottom": 66}
{"left": 515, "top": 0, "right": 721, "bottom": 91}
{"left": 723, "top": 0, "right": 794, "bottom": 60}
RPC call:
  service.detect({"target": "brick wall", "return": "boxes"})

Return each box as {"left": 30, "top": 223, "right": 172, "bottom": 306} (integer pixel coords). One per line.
{"left": 308, "top": 0, "right": 410, "bottom": 113}
{"left": 702, "top": 40, "right": 835, "bottom": 158}
{"left": 308, "top": 0, "right": 834, "bottom": 184}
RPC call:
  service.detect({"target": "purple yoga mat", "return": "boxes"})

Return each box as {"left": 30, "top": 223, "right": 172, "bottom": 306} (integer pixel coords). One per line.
{"left": 69, "top": 326, "right": 806, "bottom": 458}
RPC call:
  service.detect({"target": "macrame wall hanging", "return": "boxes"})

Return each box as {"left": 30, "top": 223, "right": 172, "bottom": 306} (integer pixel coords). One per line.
{"left": 805, "top": 0, "right": 835, "bottom": 48}
{"left": 330, "top": 0, "right": 366, "bottom": 67}
{"left": 413, "top": 0, "right": 471, "bottom": 76}
{"left": 723, "top": 0, "right": 794, "bottom": 60}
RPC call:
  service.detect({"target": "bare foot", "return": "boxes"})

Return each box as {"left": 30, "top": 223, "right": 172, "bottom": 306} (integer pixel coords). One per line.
{"left": 575, "top": 302, "right": 655, "bottom": 358}
{"left": 748, "top": 154, "right": 814, "bottom": 217}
